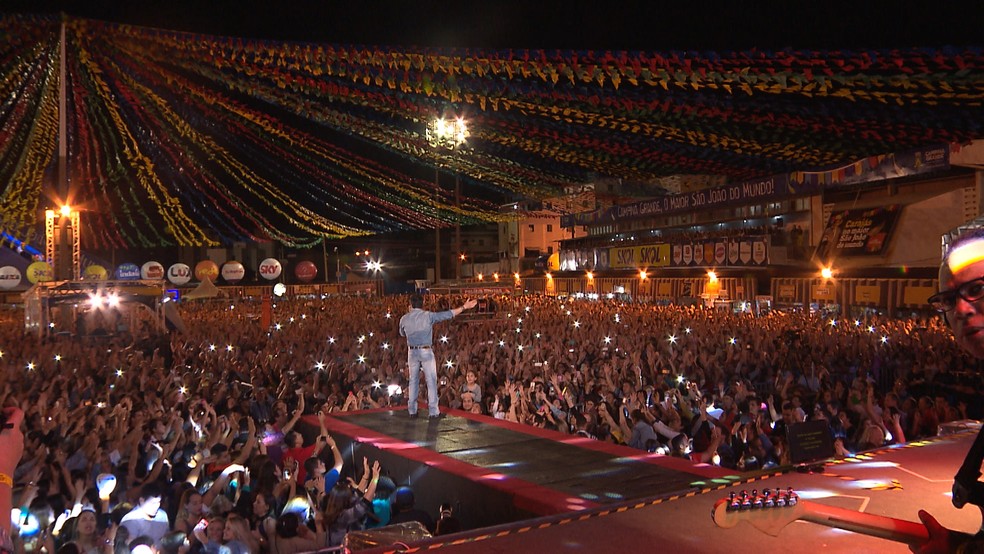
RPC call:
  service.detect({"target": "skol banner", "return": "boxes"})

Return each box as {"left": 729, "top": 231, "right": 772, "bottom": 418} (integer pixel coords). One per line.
{"left": 608, "top": 244, "right": 671, "bottom": 269}
{"left": 26, "top": 261, "right": 53, "bottom": 284}
{"left": 84, "top": 265, "right": 108, "bottom": 280}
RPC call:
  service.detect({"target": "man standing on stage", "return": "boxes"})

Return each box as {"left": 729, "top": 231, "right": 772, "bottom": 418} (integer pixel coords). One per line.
{"left": 399, "top": 294, "right": 476, "bottom": 419}
{"left": 916, "top": 229, "right": 984, "bottom": 553}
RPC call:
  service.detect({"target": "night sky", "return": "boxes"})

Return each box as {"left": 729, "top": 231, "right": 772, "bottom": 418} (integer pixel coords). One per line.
{"left": 5, "top": 0, "right": 982, "bottom": 51}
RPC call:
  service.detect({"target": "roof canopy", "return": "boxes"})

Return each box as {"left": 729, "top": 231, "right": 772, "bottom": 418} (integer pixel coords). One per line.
{"left": 1, "top": 14, "right": 982, "bottom": 248}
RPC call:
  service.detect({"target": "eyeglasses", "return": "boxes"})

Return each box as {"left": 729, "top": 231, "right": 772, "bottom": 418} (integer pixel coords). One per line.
{"left": 928, "top": 276, "right": 984, "bottom": 312}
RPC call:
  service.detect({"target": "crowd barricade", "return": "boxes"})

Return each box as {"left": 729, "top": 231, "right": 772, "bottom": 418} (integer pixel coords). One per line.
{"left": 168, "top": 279, "right": 386, "bottom": 300}
{"left": 506, "top": 275, "right": 756, "bottom": 306}
{"left": 771, "top": 277, "right": 938, "bottom": 317}
{"left": 460, "top": 273, "right": 937, "bottom": 314}
{"left": 2, "top": 274, "right": 938, "bottom": 314}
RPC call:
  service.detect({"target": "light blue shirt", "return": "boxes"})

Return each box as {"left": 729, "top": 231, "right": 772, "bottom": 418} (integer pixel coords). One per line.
{"left": 399, "top": 308, "right": 453, "bottom": 347}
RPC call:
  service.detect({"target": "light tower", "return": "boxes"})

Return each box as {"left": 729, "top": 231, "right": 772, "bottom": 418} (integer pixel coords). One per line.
{"left": 45, "top": 205, "right": 80, "bottom": 280}
{"left": 426, "top": 115, "right": 469, "bottom": 282}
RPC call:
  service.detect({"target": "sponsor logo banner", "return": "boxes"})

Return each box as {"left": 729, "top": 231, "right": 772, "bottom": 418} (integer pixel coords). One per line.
{"left": 564, "top": 236, "right": 769, "bottom": 272}
{"left": 608, "top": 244, "right": 671, "bottom": 269}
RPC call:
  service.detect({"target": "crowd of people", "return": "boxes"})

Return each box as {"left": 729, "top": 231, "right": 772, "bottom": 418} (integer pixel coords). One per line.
{"left": 0, "top": 290, "right": 980, "bottom": 553}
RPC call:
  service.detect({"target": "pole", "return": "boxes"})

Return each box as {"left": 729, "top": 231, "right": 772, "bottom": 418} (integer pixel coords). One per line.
{"left": 455, "top": 173, "right": 461, "bottom": 281}
{"left": 322, "top": 240, "right": 329, "bottom": 284}
{"left": 434, "top": 167, "right": 441, "bottom": 284}
{"left": 58, "top": 21, "right": 67, "bottom": 203}
{"left": 55, "top": 22, "right": 69, "bottom": 280}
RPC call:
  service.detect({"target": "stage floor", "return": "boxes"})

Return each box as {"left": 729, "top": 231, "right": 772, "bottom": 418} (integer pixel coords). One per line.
{"left": 318, "top": 411, "right": 982, "bottom": 553}
{"left": 332, "top": 409, "right": 733, "bottom": 511}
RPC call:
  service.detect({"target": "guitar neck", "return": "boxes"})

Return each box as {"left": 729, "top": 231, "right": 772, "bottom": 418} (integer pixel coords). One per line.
{"left": 799, "top": 499, "right": 929, "bottom": 545}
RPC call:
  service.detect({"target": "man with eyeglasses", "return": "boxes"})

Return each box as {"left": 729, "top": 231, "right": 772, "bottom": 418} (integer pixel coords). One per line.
{"left": 915, "top": 231, "right": 984, "bottom": 553}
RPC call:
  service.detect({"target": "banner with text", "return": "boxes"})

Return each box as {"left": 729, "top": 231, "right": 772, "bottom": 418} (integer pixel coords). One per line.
{"left": 608, "top": 244, "right": 672, "bottom": 269}
{"left": 789, "top": 144, "right": 949, "bottom": 193}
{"left": 814, "top": 204, "right": 902, "bottom": 262}
{"left": 562, "top": 145, "right": 948, "bottom": 228}
{"left": 563, "top": 175, "right": 789, "bottom": 227}
{"left": 561, "top": 236, "right": 768, "bottom": 271}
